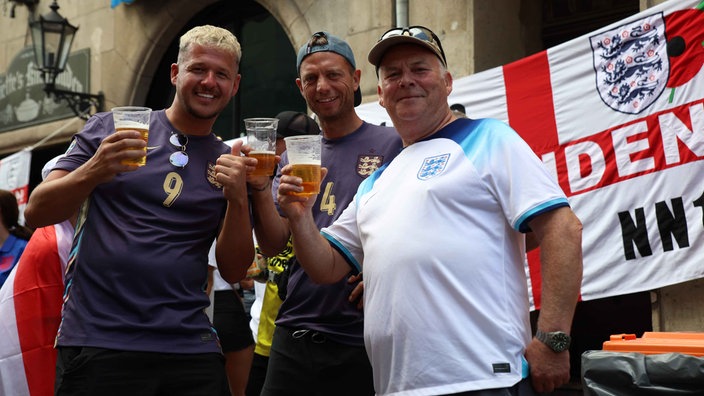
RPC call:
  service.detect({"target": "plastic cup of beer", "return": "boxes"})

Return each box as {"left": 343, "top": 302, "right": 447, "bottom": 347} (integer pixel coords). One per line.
{"left": 284, "top": 135, "right": 321, "bottom": 197}
{"left": 244, "top": 118, "right": 278, "bottom": 176}
{"left": 112, "top": 106, "right": 151, "bottom": 166}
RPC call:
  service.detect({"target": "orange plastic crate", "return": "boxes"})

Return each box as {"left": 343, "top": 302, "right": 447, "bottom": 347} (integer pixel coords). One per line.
{"left": 602, "top": 332, "right": 704, "bottom": 357}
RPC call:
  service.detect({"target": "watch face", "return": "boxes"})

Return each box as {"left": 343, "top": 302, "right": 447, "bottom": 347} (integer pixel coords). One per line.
{"left": 537, "top": 330, "right": 571, "bottom": 352}
{"left": 551, "top": 333, "right": 570, "bottom": 352}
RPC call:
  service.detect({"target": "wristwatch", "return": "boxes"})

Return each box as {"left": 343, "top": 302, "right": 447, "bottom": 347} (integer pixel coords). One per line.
{"left": 535, "top": 330, "right": 571, "bottom": 352}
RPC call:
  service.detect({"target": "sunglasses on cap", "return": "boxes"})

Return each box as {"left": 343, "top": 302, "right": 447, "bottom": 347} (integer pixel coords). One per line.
{"left": 376, "top": 25, "right": 447, "bottom": 66}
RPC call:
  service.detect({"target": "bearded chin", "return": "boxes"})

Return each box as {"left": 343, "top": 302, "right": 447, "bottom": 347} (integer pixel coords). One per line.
{"left": 185, "top": 102, "right": 220, "bottom": 120}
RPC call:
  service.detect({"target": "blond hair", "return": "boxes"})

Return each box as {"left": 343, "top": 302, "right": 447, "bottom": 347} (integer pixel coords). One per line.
{"left": 177, "top": 25, "right": 242, "bottom": 65}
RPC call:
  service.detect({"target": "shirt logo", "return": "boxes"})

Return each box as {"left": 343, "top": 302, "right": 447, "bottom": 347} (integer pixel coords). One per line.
{"left": 206, "top": 161, "right": 223, "bottom": 189}
{"left": 357, "top": 155, "right": 384, "bottom": 178}
{"left": 417, "top": 153, "right": 450, "bottom": 180}
{"left": 492, "top": 363, "right": 511, "bottom": 374}
{"left": 590, "top": 12, "right": 667, "bottom": 114}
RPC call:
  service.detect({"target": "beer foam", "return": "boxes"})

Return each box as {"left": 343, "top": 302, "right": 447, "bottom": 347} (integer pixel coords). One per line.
{"left": 288, "top": 158, "right": 321, "bottom": 165}
{"left": 115, "top": 120, "right": 148, "bottom": 129}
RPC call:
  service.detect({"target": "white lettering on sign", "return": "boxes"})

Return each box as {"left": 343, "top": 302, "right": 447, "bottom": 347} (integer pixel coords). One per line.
{"left": 542, "top": 100, "right": 704, "bottom": 196}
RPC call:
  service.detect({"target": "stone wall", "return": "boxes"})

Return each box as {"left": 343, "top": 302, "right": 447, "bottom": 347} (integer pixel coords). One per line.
{"left": 0, "top": 0, "right": 536, "bottom": 154}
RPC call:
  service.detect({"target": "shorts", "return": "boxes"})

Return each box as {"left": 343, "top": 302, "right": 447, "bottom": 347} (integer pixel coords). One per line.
{"left": 213, "top": 289, "right": 255, "bottom": 352}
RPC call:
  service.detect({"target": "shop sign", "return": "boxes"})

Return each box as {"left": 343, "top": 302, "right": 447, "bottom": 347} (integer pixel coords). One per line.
{"left": 0, "top": 47, "right": 91, "bottom": 133}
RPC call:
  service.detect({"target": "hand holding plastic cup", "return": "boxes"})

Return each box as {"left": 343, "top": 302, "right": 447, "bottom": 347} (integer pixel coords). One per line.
{"left": 244, "top": 118, "right": 278, "bottom": 176}
{"left": 112, "top": 106, "right": 151, "bottom": 166}
{"left": 284, "top": 135, "right": 322, "bottom": 196}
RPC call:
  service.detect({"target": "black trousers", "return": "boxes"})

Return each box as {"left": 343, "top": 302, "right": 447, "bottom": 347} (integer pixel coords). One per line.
{"left": 55, "top": 346, "right": 230, "bottom": 396}
{"left": 445, "top": 377, "right": 537, "bottom": 396}
{"left": 245, "top": 352, "right": 269, "bottom": 396}
{"left": 259, "top": 326, "right": 374, "bottom": 396}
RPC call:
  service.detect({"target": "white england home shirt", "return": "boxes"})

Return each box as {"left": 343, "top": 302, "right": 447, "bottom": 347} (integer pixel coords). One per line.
{"left": 321, "top": 118, "right": 569, "bottom": 395}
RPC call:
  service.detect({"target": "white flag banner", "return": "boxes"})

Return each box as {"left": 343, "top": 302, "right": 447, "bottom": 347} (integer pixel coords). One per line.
{"left": 0, "top": 150, "right": 32, "bottom": 226}
{"left": 358, "top": 0, "right": 704, "bottom": 309}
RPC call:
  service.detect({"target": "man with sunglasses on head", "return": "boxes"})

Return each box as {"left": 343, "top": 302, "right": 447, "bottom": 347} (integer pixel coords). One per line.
{"left": 276, "top": 26, "right": 583, "bottom": 395}
{"left": 247, "top": 32, "right": 402, "bottom": 395}
{"left": 24, "top": 25, "right": 255, "bottom": 396}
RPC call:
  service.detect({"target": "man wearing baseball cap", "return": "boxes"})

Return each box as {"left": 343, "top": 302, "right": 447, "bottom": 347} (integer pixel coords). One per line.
{"left": 249, "top": 32, "right": 402, "bottom": 395}
{"left": 275, "top": 26, "right": 583, "bottom": 395}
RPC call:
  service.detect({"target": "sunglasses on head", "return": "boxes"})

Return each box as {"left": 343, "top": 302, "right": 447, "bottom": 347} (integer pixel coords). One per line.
{"left": 378, "top": 25, "right": 447, "bottom": 66}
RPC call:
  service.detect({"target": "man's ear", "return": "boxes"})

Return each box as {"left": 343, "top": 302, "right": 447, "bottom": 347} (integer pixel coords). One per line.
{"left": 230, "top": 74, "right": 241, "bottom": 98}
{"left": 170, "top": 63, "right": 179, "bottom": 85}
{"left": 295, "top": 78, "right": 304, "bottom": 96}
{"left": 444, "top": 69, "right": 453, "bottom": 96}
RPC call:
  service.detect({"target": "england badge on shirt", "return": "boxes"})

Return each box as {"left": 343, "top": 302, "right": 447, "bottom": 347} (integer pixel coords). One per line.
{"left": 357, "top": 155, "right": 384, "bottom": 177}
{"left": 417, "top": 153, "right": 450, "bottom": 180}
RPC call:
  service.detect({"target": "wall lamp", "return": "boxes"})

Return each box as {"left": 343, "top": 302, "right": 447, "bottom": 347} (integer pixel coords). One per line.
{"left": 29, "top": 0, "right": 104, "bottom": 119}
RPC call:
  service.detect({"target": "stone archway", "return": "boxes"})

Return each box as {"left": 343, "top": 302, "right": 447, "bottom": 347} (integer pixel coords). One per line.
{"left": 142, "top": 0, "right": 307, "bottom": 140}
{"left": 103, "top": 0, "right": 221, "bottom": 108}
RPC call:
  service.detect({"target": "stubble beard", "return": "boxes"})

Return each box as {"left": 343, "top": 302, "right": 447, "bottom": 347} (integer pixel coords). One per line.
{"left": 184, "top": 97, "right": 222, "bottom": 121}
